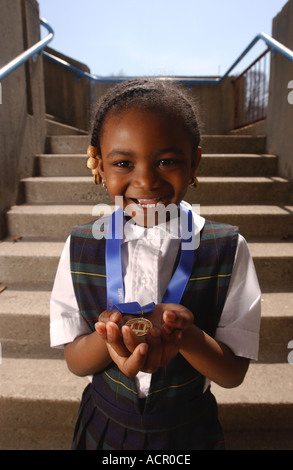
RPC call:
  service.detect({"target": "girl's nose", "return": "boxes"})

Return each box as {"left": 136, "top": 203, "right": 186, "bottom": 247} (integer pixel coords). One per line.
{"left": 132, "top": 166, "right": 159, "bottom": 189}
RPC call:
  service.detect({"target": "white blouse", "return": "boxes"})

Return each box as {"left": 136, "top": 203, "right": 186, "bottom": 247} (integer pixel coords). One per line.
{"left": 50, "top": 204, "right": 261, "bottom": 396}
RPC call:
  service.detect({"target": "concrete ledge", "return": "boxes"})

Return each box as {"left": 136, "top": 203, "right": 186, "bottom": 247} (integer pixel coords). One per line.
{"left": 19, "top": 176, "right": 293, "bottom": 205}
{"left": 6, "top": 204, "right": 293, "bottom": 241}
{"left": 35, "top": 153, "right": 278, "bottom": 178}
{"left": 47, "top": 135, "right": 267, "bottom": 155}
{"left": 0, "top": 359, "right": 292, "bottom": 450}
{"left": 46, "top": 119, "right": 88, "bottom": 136}
{"left": 0, "top": 239, "right": 292, "bottom": 289}
{"left": 1, "top": 290, "right": 292, "bottom": 362}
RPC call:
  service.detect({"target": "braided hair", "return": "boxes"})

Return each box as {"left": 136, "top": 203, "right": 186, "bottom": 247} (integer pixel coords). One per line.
{"left": 90, "top": 78, "right": 201, "bottom": 158}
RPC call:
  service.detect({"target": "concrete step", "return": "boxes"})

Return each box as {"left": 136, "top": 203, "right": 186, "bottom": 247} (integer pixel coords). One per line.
{"left": 223, "top": 430, "right": 293, "bottom": 450}
{"left": 0, "top": 289, "right": 62, "bottom": 359}
{"left": 0, "top": 357, "right": 87, "bottom": 450}
{"left": 213, "top": 363, "right": 293, "bottom": 450}
{"left": 248, "top": 241, "right": 293, "bottom": 291}
{"left": 47, "top": 134, "right": 267, "bottom": 155}
{"left": 0, "top": 241, "right": 293, "bottom": 292}
{"left": 19, "top": 176, "right": 293, "bottom": 205}
{"left": 6, "top": 204, "right": 293, "bottom": 241}
{"left": 6, "top": 204, "right": 100, "bottom": 241}
{"left": 19, "top": 176, "right": 112, "bottom": 206}
{"left": 45, "top": 117, "right": 88, "bottom": 137}
{"left": 0, "top": 239, "right": 292, "bottom": 291}
{"left": 0, "top": 240, "right": 64, "bottom": 288}
{"left": 35, "top": 153, "right": 278, "bottom": 177}
{"left": 259, "top": 292, "right": 293, "bottom": 363}
{"left": 0, "top": 289, "right": 292, "bottom": 363}
{"left": 0, "top": 358, "right": 292, "bottom": 450}
{"left": 201, "top": 205, "right": 293, "bottom": 240}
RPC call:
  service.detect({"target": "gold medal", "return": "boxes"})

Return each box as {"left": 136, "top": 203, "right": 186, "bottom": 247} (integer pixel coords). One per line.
{"left": 125, "top": 317, "right": 153, "bottom": 336}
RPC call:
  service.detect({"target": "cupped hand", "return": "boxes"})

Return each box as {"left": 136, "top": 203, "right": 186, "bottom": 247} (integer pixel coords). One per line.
{"left": 95, "top": 310, "right": 148, "bottom": 377}
{"left": 95, "top": 303, "right": 194, "bottom": 375}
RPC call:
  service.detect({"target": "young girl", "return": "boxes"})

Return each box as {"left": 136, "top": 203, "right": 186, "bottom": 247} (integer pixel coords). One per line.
{"left": 50, "top": 78, "right": 261, "bottom": 450}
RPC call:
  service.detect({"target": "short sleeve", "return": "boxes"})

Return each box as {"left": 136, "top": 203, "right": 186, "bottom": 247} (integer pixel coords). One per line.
{"left": 214, "top": 234, "right": 261, "bottom": 360}
{"left": 50, "top": 236, "right": 91, "bottom": 348}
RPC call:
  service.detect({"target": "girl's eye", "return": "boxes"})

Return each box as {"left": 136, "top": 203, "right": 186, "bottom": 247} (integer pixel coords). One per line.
{"left": 114, "top": 161, "right": 132, "bottom": 168}
{"left": 158, "top": 159, "right": 177, "bottom": 167}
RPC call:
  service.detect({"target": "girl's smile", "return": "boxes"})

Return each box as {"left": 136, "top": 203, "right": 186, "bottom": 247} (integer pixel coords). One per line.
{"left": 97, "top": 107, "right": 200, "bottom": 226}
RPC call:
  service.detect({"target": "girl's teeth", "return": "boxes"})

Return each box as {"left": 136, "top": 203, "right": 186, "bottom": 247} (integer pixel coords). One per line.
{"left": 136, "top": 199, "right": 163, "bottom": 208}
{"left": 141, "top": 203, "right": 156, "bottom": 208}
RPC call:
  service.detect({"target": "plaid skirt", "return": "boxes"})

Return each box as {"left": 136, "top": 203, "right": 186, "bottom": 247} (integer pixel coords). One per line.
{"left": 71, "top": 380, "right": 225, "bottom": 450}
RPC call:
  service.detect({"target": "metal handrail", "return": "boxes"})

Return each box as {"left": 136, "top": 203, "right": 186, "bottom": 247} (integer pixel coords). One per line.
{"left": 1, "top": 17, "right": 292, "bottom": 85}
{"left": 42, "top": 31, "right": 293, "bottom": 84}
{"left": 0, "top": 18, "right": 54, "bottom": 81}
{"left": 220, "top": 32, "right": 293, "bottom": 81}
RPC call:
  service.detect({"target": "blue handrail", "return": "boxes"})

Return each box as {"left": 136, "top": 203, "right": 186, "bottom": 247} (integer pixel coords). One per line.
{"left": 0, "top": 18, "right": 54, "bottom": 82}
{"left": 220, "top": 32, "right": 293, "bottom": 81}
{"left": 42, "top": 31, "right": 293, "bottom": 85}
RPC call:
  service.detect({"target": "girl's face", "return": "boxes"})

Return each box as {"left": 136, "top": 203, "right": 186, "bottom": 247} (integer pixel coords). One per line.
{"left": 97, "top": 107, "right": 200, "bottom": 226}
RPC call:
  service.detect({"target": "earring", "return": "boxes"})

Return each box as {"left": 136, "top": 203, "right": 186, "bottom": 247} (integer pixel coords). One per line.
{"left": 87, "top": 145, "right": 101, "bottom": 185}
{"left": 189, "top": 175, "right": 199, "bottom": 188}
{"left": 102, "top": 180, "right": 107, "bottom": 190}
{"left": 92, "top": 168, "right": 102, "bottom": 185}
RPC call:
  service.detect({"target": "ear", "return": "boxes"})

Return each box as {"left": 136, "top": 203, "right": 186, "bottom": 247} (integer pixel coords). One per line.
{"left": 97, "top": 155, "right": 106, "bottom": 179}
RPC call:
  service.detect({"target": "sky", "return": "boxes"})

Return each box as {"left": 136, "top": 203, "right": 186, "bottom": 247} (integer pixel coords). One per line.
{"left": 38, "top": 0, "right": 289, "bottom": 78}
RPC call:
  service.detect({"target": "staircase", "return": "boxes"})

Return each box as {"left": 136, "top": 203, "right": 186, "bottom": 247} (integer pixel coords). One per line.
{"left": 1, "top": 125, "right": 293, "bottom": 450}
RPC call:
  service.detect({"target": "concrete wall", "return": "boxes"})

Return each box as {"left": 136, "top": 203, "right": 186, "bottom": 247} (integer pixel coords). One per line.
{"left": 43, "top": 47, "right": 93, "bottom": 131}
{"left": 44, "top": 61, "right": 234, "bottom": 136}
{"left": 188, "top": 77, "right": 235, "bottom": 135}
{"left": 0, "top": 0, "right": 46, "bottom": 238}
{"left": 266, "top": 0, "right": 293, "bottom": 180}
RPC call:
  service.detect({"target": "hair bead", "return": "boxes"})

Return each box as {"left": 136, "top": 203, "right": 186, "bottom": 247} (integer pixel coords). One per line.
{"left": 86, "top": 157, "right": 99, "bottom": 169}
{"left": 87, "top": 145, "right": 98, "bottom": 158}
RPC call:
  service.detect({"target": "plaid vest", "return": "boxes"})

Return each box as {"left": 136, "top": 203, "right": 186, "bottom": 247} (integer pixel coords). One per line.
{"left": 70, "top": 217, "right": 238, "bottom": 417}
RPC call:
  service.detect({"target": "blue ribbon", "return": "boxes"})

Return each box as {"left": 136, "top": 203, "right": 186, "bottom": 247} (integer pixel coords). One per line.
{"left": 113, "top": 301, "right": 155, "bottom": 315}
{"left": 106, "top": 207, "right": 124, "bottom": 309}
{"left": 106, "top": 204, "right": 194, "bottom": 311}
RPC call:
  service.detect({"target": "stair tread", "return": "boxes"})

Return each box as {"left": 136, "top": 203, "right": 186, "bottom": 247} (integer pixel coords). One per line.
{"left": 8, "top": 204, "right": 98, "bottom": 215}
{"left": 212, "top": 362, "right": 293, "bottom": 404}
{"left": 36, "top": 153, "right": 277, "bottom": 158}
{"left": 0, "top": 358, "right": 292, "bottom": 405}
{"left": 1, "top": 239, "right": 293, "bottom": 256}
{"left": 20, "top": 176, "right": 292, "bottom": 206}
{"left": 47, "top": 134, "right": 267, "bottom": 155}
{"left": 22, "top": 175, "right": 290, "bottom": 182}
{"left": 0, "top": 357, "right": 87, "bottom": 401}
{"left": 0, "top": 289, "right": 51, "bottom": 315}
{"left": 202, "top": 153, "right": 276, "bottom": 158}
{"left": 36, "top": 153, "right": 278, "bottom": 178}
{"left": 1, "top": 290, "right": 292, "bottom": 318}
{"left": 248, "top": 241, "right": 293, "bottom": 257}
{"left": 0, "top": 240, "right": 65, "bottom": 256}
{"left": 6, "top": 205, "right": 293, "bottom": 242}
{"left": 7, "top": 203, "right": 293, "bottom": 216}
